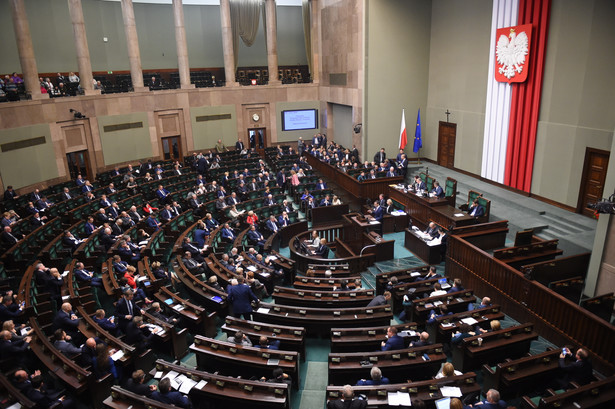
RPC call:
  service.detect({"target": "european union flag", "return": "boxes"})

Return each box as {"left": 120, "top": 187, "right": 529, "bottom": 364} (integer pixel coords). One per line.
{"left": 413, "top": 109, "right": 422, "bottom": 153}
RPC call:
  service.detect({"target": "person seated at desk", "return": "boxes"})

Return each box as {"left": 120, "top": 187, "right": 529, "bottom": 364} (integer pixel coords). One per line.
{"left": 327, "top": 384, "right": 367, "bottom": 409}
{"left": 424, "top": 222, "right": 439, "bottom": 238}
{"left": 305, "top": 230, "right": 321, "bottom": 247}
{"left": 555, "top": 347, "right": 593, "bottom": 389}
{"left": 227, "top": 330, "right": 252, "bottom": 346}
{"left": 314, "top": 238, "right": 330, "bottom": 258}
{"left": 93, "top": 309, "right": 118, "bottom": 335}
{"left": 320, "top": 194, "right": 332, "bottom": 206}
{"left": 410, "top": 331, "right": 432, "bottom": 347}
{"left": 381, "top": 326, "right": 404, "bottom": 351}
{"left": 247, "top": 225, "right": 266, "bottom": 248}
{"left": 386, "top": 166, "right": 397, "bottom": 177}
{"left": 451, "top": 323, "right": 475, "bottom": 346}
{"left": 427, "top": 304, "right": 452, "bottom": 324}
{"left": 125, "top": 369, "right": 157, "bottom": 397}
{"left": 357, "top": 366, "right": 390, "bottom": 386}
{"left": 412, "top": 175, "right": 426, "bottom": 192}
{"left": 306, "top": 196, "right": 318, "bottom": 210}
{"left": 448, "top": 278, "right": 464, "bottom": 293}
{"left": 468, "top": 296, "right": 492, "bottom": 311}
{"left": 368, "top": 291, "right": 391, "bottom": 307}
{"left": 357, "top": 171, "right": 366, "bottom": 181}
{"left": 151, "top": 377, "right": 192, "bottom": 408}
{"left": 333, "top": 279, "right": 349, "bottom": 291}
{"left": 479, "top": 319, "right": 501, "bottom": 334}
{"left": 464, "top": 388, "right": 507, "bottom": 409}
{"left": 316, "top": 178, "right": 328, "bottom": 190}
{"left": 258, "top": 335, "right": 281, "bottom": 350}
{"left": 435, "top": 362, "right": 463, "bottom": 379}
{"left": 431, "top": 181, "right": 445, "bottom": 198}
{"left": 414, "top": 266, "right": 442, "bottom": 282}
{"left": 467, "top": 198, "right": 485, "bottom": 218}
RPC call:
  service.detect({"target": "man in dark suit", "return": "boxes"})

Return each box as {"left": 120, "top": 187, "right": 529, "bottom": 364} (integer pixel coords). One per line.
{"left": 61, "top": 187, "right": 72, "bottom": 201}
{"left": 316, "top": 179, "right": 327, "bottom": 190}
{"left": 424, "top": 222, "right": 439, "bottom": 238}
{"left": 125, "top": 316, "right": 154, "bottom": 352}
{"left": 374, "top": 148, "right": 386, "bottom": 164}
{"left": 263, "top": 194, "right": 276, "bottom": 207}
{"left": 27, "top": 375, "right": 73, "bottom": 409}
{"left": 3, "top": 185, "right": 19, "bottom": 201}
{"left": 320, "top": 195, "right": 332, "bottom": 206}
{"left": 53, "top": 302, "right": 82, "bottom": 343}
{"left": 227, "top": 276, "right": 259, "bottom": 319}
{"left": 182, "top": 251, "right": 207, "bottom": 276}
{"left": 125, "top": 369, "right": 157, "bottom": 397}
{"left": 155, "top": 185, "right": 171, "bottom": 205}
{"left": 115, "top": 289, "right": 143, "bottom": 333}
{"left": 278, "top": 212, "right": 290, "bottom": 227}
{"left": 266, "top": 215, "right": 280, "bottom": 233}
{"left": 386, "top": 166, "right": 397, "bottom": 177}
{"left": 182, "top": 237, "right": 205, "bottom": 262}
{"left": 221, "top": 223, "right": 236, "bottom": 241}
{"left": 146, "top": 214, "right": 162, "bottom": 231}
{"left": 53, "top": 329, "right": 81, "bottom": 358}
{"left": 247, "top": 225, "right": 266, "bottom": 248}
{"left": 151, "top": 377, "right": 191, "bottom": 408}
{"left": 315, "top": 238, "right": 329, "bottom": 258}
{"left": 467, "top": 199, "right": 485, "bottom": 218}
{"left": 327, "top": 384, "right": 367, "bottom": 409}
{"left": 380, "top": 326, "right": 404, "bottom": 351}
{"left": 410, "top": 331, "right": 432, "bottom": 347}
{"left": 431, "top": 181, "right": 445, "bottom": 198}
{"left": 465, "top": 389, "right": 507, "bottom": 409}
{"left": 557, "top": 347, "right": 593, "bottom": 388}
{"left": 74, "top": 261, "right": 103, "bottom": 288}
{"left": 235, "top": 138, "right": 245, "bottom": 152}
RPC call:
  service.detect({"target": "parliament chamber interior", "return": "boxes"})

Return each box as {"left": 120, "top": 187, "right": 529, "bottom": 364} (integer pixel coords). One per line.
{"left": 0, "top": 0, "right": 614, "bottom": 408}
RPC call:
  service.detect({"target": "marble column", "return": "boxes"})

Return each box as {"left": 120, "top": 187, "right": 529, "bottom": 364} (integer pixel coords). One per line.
{"left": 220, "top": 0, "right": 237, "bottom": 86}
{"left": 67, "top": 0, "right": 98, "bottom": 95}
{"left": 8, "top": 0, "right": 45, "bottom": 99}
{"left": 310, "top": 0, "right": 319, "bottom": 84}
{"left": 120, "top": 0, "right": 147, "bottom": 92}
{"left": 265, "top": 0, "right": 280, "bottom": 85}
{"left": 172, "top": 0, "right": 194, "bottom": 89}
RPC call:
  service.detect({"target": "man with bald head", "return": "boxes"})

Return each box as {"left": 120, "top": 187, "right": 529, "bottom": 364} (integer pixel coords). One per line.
{"left": 53, "top": 302, "right": 83, "bottom": 343}
{"left": 327, "top": 384, "right": 367, "bottom": 409}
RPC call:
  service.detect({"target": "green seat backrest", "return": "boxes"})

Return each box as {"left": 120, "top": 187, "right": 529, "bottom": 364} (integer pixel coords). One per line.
{"left": 445, "top": 179, "right": 456, "bottom": 197}
{"left": 477, "top": 197, "right": 489, "bottom": 209}
{"left": 468, "top": 190, "right": 482, "bottom": 203}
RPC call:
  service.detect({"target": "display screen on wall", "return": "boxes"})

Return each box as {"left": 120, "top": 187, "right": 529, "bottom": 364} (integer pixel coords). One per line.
{"left": 282, "top": 109, "right": 318, "bottom": 131}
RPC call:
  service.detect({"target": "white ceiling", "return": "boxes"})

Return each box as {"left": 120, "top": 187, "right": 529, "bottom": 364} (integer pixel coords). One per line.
{"left": 101, "top": 0, "right": 302, "bottom": 6}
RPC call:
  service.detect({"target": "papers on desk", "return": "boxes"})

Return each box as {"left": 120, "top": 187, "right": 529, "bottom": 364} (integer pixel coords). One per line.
{"left": 369, "top": 220, "right": 380, "bottom": 224}
{"left": 440, "top": 386, "right": 462, "bottom": 397}
{"left": 179, "top": 378, "right": 198, "bottom": 394}
{"left": 410, "top": 272, "right": 422, "bottom": 277}
{"left": 172, "top": 304, "right": 185, "bottom": 312}
{"left": 433, "top": 301, "right": 443, "bottom": 307}
{"left": 6, "top": 403, "right": 21, "bottom": 409}
{"left": 435, "top": 397, "right": 451, "bottom": 409}
{"left": 441, "top": 323, "right": 455, "bottom": 328}
{"left": 454, "top": 213, "right": 465, "bottom": 217}
{"left": 268, "top": 255, "right": 278, "bottom": 260}
{"left": 260, "top": 272, "right": 271, "bottom": 277}
{"left": 388, "top": 391, "right": 412, "bottom": 406}
{"left": 247, "top": 265, "right": 258, "bottom": 272}
{"left": 399, "top": 330, "right": 417, "bottom": 338}
{"left": 195, "top": 380, "right": 208, "bottom": 390}
{"left": 461, "top": 317, "right": 478, "bottom": 325}
{"left": 154, "top": 371, "right": 164, "bottom": 379}
{"left": 267, "top": 358, "right": 280, "bottom": 366}
{"left": 162, "top": 371, "right": 179, "bottom": 381}
{"left": 426, "top": 238, "right": 441, "bottom": 246}
{"left": 62, "top": 270, "right": 70, "bottom": 277}
{"left": 110, "top": 349, "right": 125, "bottom": 361}
{"left": 146, "top": 324, "right": 164, "bottom": 335}
{"left": 257, "top": 307, "right": 270, "bottom": 314}
{"left": 20, "top": 326, "right": 31, "bottom": 336}
{"left": 391, "top": 210, "right": 407, "bottom": 216}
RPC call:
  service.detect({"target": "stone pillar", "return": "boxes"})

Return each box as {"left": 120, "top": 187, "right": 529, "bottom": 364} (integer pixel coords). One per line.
{"left": 8, "top": 0, "right": 45, "bottom": 99}
{"left": 220, "top": 0, "right": 237, "bottom": 86}
{"left": 172, "top": 0, "right": 194, "bottom": 89}
{"left": 120, "top": 0, "right": 147, "bottom": 92}
{"left": 67, "top": 0, "right": 99, "bottom": 95}
{"left": 265, "top": 0, "right": 280, "bottom": 85}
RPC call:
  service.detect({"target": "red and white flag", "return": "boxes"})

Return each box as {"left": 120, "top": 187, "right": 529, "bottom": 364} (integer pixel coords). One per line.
{"left": 399, "top": 109, "right": 407, "bottom": 149}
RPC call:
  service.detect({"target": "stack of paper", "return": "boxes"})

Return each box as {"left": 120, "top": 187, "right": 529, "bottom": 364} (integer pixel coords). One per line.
{"left": 257, "top": 307, "right": 270, "bottom": 314}
{"left": 387, "top": 391, "right": 411, "bottom": 406}
{"left": 110, "top": 349, "right": 125, "bottom": 361}
{"left": 461, "top": 317, "right": 478, "bottom": 325}
{"left": 440, "top": 386, "right": 462, "bottom": 397}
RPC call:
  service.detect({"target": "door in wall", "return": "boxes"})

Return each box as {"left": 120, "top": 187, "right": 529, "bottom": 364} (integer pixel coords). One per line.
{"left": 162, "top": 136, "right": 182, "bottom": 161}
{"left": 577, "top": 148, "right": 610, "bottom": 217}
{"left": 437, "top": 122, "right": 456, "bottom": 169}
{"left": 66, "top": 150, "right": 92, "bottom": 181}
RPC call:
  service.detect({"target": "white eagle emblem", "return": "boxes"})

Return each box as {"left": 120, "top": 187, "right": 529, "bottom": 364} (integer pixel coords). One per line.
{"left": 496, "top": 29, "right": 529, "bottom": 79}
